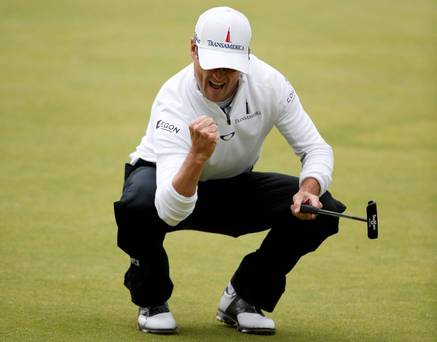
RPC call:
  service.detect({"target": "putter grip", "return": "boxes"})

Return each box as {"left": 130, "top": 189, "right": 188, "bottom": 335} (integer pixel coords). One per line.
{"left": 300, "top": 204, "right": 319, "bottom": 214}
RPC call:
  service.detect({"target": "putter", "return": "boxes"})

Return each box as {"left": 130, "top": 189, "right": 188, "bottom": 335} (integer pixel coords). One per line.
{"left": 300, "top": 201, "right": 378, "bottom": 239}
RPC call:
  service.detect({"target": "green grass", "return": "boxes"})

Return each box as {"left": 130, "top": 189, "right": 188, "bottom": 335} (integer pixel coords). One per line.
{"left": 1, "top": 0, "right": 436, "bottom": 341}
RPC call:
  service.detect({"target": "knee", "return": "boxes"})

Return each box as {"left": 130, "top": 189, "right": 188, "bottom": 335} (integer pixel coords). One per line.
{"left": 114, "top": 198, "right": 166, "bottom": 257}
{"left": 320, "top": 191, "right": 347, "bottom": 213}
{"left": 123, "top": 185, "right": 154, "bottom": 209}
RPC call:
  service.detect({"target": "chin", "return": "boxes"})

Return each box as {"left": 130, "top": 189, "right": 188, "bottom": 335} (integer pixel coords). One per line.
{"left": 209, "top": 95, "right": 225, "bottom": 102}
{"left": 204, "top": 92, "right": 221, "bottom": 102}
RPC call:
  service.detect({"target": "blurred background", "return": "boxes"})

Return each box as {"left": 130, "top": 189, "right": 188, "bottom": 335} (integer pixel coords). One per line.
{"left": 1, "top": 1, "right": 436, "bottom": 341}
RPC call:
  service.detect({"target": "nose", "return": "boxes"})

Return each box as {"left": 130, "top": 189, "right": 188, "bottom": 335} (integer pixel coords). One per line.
{"left": 211, "top": 68, "right": 227, "bottom": 79}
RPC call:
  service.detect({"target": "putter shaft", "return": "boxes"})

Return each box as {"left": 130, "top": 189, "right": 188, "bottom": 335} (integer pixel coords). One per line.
{"left": 316, "top": 208, "right": 366, "bottom": 222}
{"left": 300, "top": 204, "right": 366, "bottom": 222}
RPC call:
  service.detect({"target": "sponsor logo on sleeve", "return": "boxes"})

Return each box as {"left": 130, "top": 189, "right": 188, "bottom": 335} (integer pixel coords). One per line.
{"left": 284, "top": 77, "right": 296, "bottom": 103}
{"left": 155, "top": 120, "right": 180, "bottom": 134}
{"left": 286, "top": 89, "right": 296, "bottom": 103}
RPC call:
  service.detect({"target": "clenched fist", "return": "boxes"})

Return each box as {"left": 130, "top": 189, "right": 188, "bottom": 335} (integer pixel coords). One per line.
{"left": 189, "top": 115, "right": 219, "bottom": 162}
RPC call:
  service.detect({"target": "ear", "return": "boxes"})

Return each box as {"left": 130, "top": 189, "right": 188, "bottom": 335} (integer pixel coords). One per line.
{"left": 190, "top": 38, "right": 197, "bottom": 59}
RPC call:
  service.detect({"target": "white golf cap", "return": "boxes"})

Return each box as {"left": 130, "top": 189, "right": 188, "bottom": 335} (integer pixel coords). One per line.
{"left": 194, "top": 7, "right": 252, "bottom": 74}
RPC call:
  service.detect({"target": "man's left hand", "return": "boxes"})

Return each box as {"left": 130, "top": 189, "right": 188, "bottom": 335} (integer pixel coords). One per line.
{"left": 291, "top": 178, "right": 322, "bottom": 220}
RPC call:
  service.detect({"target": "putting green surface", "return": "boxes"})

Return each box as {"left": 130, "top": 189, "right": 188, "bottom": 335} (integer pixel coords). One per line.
{"left": 1, "top": 1, "right": 436, "bottom": 341}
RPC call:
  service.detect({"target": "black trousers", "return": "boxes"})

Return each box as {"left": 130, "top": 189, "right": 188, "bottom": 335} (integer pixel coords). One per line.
{"left": 114, "top": 160, "right": 345, "bottom": 312}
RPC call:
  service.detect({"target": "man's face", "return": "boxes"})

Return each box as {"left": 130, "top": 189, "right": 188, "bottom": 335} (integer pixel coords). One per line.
{"left": 191, "top": 40, "right": 240, "bottom": 102}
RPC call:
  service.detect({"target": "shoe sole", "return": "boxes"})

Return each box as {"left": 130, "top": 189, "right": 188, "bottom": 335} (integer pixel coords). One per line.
{"left": 138, "top": 324, "right": 177, "bottom": 334}
{"left": 216, "top": 310, "right": 275, "bottom": 335}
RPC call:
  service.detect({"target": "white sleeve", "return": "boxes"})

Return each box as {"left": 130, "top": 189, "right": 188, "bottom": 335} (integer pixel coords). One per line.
{"left": 275, "top": 77, "right": 333, "bottom": 195}
{"left": 154, "top": 153, "right": 198, "bottom": 227}
{"left": 151, "top": 114, "right": 198, "bottom": 226}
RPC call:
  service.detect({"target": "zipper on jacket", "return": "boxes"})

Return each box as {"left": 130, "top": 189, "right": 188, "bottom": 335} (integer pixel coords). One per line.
{"left": 224, "top": 111, "right": 231, "bottom": 125}
{"left": 218, "top": 99, "right": 233, "bottom": 125}
{"left": 220, "top": 106, "right": 231, "bottom": 125}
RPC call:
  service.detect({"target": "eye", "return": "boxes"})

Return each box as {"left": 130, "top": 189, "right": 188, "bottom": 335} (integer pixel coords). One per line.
{"left": 224, "top": 68, "right": 237, "bottom": 74}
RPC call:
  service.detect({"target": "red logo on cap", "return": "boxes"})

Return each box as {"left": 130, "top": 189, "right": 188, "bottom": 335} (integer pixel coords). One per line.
{"left": 225, "top": 28, "right": 231, "bottom": 43}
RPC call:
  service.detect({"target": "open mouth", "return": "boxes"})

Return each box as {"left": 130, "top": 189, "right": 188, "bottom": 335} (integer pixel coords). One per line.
{"left": 209, "top": 80, "right": 225, "bottom": 89}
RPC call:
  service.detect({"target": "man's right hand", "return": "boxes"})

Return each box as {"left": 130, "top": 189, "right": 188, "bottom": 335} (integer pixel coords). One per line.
{"left": 171, "top": 115, "right": 218, "bottom": 198}
{"left": 189, "top": 115, "right": 219, "bottom": 162}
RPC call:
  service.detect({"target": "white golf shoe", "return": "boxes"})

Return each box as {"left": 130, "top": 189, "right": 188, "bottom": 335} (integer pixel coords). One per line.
{"left": 216, "top": 287, "right": 275, "bottom": 334}
{"left": 137, "top": 302, "right": 177, "bottom": 334}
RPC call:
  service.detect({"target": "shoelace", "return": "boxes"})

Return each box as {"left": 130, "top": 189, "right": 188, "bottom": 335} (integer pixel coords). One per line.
{"left": 139, "top": 303, "right": 169, "bottom": 316}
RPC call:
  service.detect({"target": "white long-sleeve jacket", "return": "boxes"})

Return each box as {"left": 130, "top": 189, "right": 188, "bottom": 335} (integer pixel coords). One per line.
{"left": 130, "top": 55, "right": 333, "bottom": 226}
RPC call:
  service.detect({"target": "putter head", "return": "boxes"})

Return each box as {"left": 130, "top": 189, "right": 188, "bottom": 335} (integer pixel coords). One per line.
{"left": 366, "top": 201, "right": 378, "bottom": 239}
